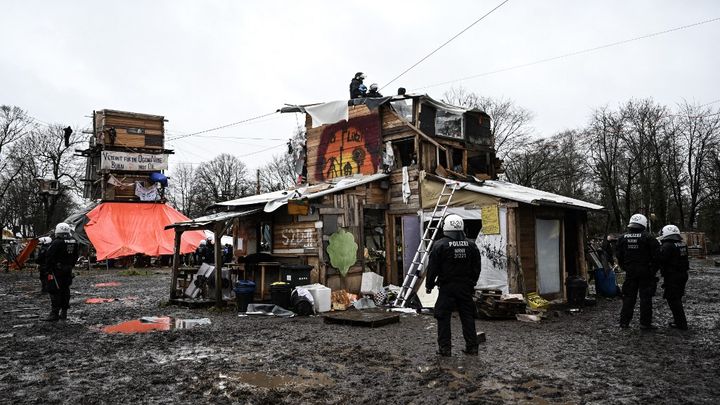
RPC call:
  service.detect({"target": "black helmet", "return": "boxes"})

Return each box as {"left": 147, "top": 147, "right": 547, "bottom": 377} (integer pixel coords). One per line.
{"left": 355, "top": 72, "right": 366, "bottom": 80}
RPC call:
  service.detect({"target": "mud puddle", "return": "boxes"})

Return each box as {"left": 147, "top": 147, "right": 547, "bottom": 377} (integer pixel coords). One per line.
{"left": 101, "top": 316, "right": 211, "bottom": 334}
{"left": 218, "top": 368, "right": 334, "bottom": 389}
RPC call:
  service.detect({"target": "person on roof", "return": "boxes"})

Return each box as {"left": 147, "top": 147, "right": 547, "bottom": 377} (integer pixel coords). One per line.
{"left": 425, "top": 214, "right": 482, "bottom": 356}
{"left": 366, "top": 83, "right": 383, "bottom": 98}
{"left": 349, "top": 72, "right": 367, "bottom": 99}
{"left": 617, "top": 214, "right": 660, "bottom": 330}
{"left": 43, "top": 223, "right": 79, "bottom": 322}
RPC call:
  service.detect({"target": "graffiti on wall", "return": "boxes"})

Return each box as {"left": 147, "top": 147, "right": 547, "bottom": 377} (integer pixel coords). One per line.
{"left": 314, "top": 113, "right": 382, "bottom": 182}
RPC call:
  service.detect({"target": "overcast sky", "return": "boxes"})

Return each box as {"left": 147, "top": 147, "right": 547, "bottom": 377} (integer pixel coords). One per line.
{"left": 2, "top": 1, "right": 718, "bottom": 175}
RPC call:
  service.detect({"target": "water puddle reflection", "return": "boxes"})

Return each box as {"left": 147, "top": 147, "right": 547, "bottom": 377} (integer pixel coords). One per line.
{"left": 101, "top": 317, "right": 211, "bottom": 334}
{"left": 93, "top": 282, "right": 122, "bottom": 287}
{"left": 85, "top": 298, "right": 115, "bottom": 304}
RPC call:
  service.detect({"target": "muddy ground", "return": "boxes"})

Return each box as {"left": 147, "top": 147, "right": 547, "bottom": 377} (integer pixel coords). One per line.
{"left": 1, "top": 259, "right": 719, "bottom": 405}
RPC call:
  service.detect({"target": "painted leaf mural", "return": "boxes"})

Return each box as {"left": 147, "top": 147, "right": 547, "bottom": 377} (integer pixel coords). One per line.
{"left": 326, "top": 228, "right": 358, "bottom": 277}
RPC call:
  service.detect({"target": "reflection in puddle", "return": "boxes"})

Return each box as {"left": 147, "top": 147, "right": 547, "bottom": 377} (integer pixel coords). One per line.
{"left": 93, "top": 282, "right": 122, "bottom": 287}
{"left": 86, "top": 298, "right": 115, "bottom": 304}
{"left": 221, "top": 368, "right": 334, "bottom": 389}
{"left": 101, "top": 317, "right": 211, "bottom": 334}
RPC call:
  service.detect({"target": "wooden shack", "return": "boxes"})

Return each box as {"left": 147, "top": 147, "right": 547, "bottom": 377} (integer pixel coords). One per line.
{"left": 169, "top": 94, "right": 602, "bottom": 304}
{"left": 80, "top": 109, "right": 171, "bottom": 201}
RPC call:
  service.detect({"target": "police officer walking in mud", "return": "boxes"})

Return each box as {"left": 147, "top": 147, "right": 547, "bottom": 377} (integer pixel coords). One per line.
{"left": 43, "top": 223, "right": 79, "bottom": 322}
{"left": 658, "top": 224, "right": 690, "bottom": 330}
{"left": 426, "top": 214, "right": 482, "bottom": 356}
{"left": 617, "top": 214, "right": 660, "bottom": 330}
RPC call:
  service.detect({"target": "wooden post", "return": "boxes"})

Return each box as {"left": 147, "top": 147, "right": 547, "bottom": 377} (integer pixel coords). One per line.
{"left": 578, "top": 213, "right": 588, "bottom": 281}
{"left": 170, "top": 228, "right": 182, "bottom": 300}
{"left": 213, "top": 221, "right": 224, "bottom": 306}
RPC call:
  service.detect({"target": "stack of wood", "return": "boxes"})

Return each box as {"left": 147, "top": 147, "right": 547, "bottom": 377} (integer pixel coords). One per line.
{"left": 475, "top": 289, "right": 526, "bottom": 319}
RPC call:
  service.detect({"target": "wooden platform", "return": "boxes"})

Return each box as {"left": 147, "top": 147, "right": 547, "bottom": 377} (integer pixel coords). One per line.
{"left": 323, "top": 309, "right": 400, "bottom": 328}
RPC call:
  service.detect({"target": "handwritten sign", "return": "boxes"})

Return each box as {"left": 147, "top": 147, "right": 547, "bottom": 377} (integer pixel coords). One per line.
{"left": 273, "top": 222, "right": 319, "bottom": 254}
{"left": 481, "top": 204, "right": 500, "bottom": 235}
{"left": 100, "top": 151, "right": 168, "bottom": 171}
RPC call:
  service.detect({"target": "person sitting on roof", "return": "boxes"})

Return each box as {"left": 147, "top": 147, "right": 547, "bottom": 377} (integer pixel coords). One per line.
{"left": 366, "top": 83, "right": 383, "bottom": 98}
{"left": 349, "top": 72, "right": 367, "bottom": 99}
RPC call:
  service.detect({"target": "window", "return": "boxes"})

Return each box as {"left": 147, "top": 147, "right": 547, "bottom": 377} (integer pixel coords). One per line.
{"left": 259, "top": 222, "right": 272, "bottom": 253}
{"left": 435, "top": 109, "right": 463, "bottom": 139}
{"left": 390, "top": 100, "right": 413, "bottom": 123}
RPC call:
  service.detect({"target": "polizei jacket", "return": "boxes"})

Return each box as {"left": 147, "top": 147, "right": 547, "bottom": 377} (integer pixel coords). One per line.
{"left": 425, "top": 236, "right": 482, "bottom": 290}
{"left": 616, "top": 228, "right": 660, "bottom": 279}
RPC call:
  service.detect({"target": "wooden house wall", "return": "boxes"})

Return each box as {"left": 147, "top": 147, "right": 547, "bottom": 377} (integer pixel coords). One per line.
{"left": 311, "top": 182, "right": 390, "bottom": 292}
{"left": 94, "top": 111, "right": 165, "bottom": 150}
{"left": 388, "top": 168, "right": 420, "bottom": 214}
{"left": 517, "top": 205, "right": 537, "bottom": 293}
{"left": 305, "top": 105, "right": 383, "bottom": 184}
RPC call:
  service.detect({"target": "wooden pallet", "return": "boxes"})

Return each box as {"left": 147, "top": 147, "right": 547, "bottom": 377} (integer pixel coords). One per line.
{"left": 323, "top": 310, "right": 400, "bottom": 327}
{"left": 169, "top": 298, "right": 217, "bottom": 308}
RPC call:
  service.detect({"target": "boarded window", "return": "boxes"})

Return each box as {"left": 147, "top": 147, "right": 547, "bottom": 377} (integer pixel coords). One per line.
{"left": 419, "top": 104, "right": 436, "bottom": 136}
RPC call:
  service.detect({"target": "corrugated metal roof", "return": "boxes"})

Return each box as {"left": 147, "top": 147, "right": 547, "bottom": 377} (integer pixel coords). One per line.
{"left": 165, "top": 208, "right": 262, "bottom": 230}
{"left": 457, "top": 179, "right": 604, "bottom": 211}
{"left": 213, "top": 173, "right": 389, "bottom": 212}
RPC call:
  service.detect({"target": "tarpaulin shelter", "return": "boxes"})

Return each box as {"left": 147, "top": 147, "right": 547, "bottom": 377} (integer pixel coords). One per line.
{"left": 84, "top": 202, "right": 206, "bottom": 260}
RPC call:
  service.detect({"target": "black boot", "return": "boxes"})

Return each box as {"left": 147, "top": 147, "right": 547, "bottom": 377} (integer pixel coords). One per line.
{"left": 437, "top": 347, "right": 451, "bottom": 357}
{"left": 462, "top": 346, "right": 479, "bottom": 356}
{"left": 43, "top": 309, "right": 60, "bottom": 322}
{"left": 59, "top": 308, "right": 67, "bottom": 320}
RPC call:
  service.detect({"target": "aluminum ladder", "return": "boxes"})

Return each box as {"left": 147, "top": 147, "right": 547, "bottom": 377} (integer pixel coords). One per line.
{"left": 394, "top": 181, "right": 460, "bottom": 307}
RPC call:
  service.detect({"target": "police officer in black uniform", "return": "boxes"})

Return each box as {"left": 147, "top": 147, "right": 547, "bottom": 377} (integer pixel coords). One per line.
{"left": 617, "top": 214, "right": 660, "bottom": 330}
{"left": 43, "top": 222, "right": 79, "bottom": 322}
{"left": 426, "top": 214, "right": 482, "bottom": 356}
{"left": 36, "top": 235, "right": 53, "bottom": 293}
{"left": 349, "top": 72, "right": 367, "bottom": 99}
{"left": 658, "top": 224, "right": 689, "bottom": 330}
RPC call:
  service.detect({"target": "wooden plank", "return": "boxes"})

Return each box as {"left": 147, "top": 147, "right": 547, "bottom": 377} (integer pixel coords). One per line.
{"left": 273, "top": 222, "right": 319, "bottom": 252}
{"left": 506, "top": 207, "right": 520, "bottom": 294}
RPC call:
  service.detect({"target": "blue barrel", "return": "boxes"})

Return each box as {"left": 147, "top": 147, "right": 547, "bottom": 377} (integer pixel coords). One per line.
{"left": 234, "top": 280, "right": 256, "bottom": 312}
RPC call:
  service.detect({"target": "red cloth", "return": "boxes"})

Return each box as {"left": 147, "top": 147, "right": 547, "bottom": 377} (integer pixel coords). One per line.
{"left": 85, "top": 202, "right": 205, "bottom": 260}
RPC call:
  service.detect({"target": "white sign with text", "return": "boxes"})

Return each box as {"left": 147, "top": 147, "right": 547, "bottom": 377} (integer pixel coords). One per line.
{"left": 100, "top": 151, "right": 169, "bottom": 171}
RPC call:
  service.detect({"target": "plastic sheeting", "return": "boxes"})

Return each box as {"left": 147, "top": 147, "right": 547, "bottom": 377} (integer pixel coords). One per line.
{"left": 476, "top": 206, "right": 509, "bottom": 294}
{"left": 84, "top": 202, "right": 206, "bottom": 260}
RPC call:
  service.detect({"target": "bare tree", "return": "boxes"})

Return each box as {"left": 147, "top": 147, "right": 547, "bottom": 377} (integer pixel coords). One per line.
{"left": 673, "top": 101, "right": 720, "bottom": 229}
{"left": 442, "top": 87, "right": 534, "bottom": 160}
{"left": 193, "top": 154, "right": 252, "bottom": 210}
{"left": 167, "top": 164, "right": 198, "bottom": 217}
{"left": 257, "top": 127, "right": 306, "bottom": 192}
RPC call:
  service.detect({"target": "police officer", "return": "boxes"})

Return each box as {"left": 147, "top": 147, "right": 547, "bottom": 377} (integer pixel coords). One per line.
{"left": 658, "top": 224, "right": 689, "bottom": 330}
{"left": 349, "top": 72, "right": 367, "bottom": 99}
{"left": 426, "top": 214, "right": 482, "bottom": 356}
{"left": 617, "top": 214, "right": 660, "bottom": 330}
{"left": 43, "top": 223, "right": 79, "bottom": 322}
{"left": 366, "top": 83, "right": 383, "bottom": 98}
{"left": 36, "top": 235, "right": 53, "bottom": 293}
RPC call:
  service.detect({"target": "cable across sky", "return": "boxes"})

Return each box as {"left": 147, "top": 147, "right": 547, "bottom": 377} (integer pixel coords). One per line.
{"left": 414, "top": 16, "right": 720, "bottom": 91}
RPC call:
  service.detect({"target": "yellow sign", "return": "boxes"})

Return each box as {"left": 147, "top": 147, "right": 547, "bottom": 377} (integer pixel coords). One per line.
{"left": 481, "top": 204, "right": 500, "bottom": 235}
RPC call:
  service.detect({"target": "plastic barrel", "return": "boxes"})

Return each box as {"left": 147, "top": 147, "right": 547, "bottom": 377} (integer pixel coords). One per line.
{"left": 270, "top": 282, "right": 291, "bottom": 309}
{"left": 234, "top": 280, "right": 256, "bottom": 312}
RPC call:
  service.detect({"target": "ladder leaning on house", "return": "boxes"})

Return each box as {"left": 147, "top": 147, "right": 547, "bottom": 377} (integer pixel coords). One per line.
{"left": 394, "top": 181, "right": 461, "bottom": 307}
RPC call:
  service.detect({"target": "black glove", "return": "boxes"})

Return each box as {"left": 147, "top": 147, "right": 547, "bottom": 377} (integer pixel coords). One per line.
{"left": 426, "top": 288, "right": 432, "bottom": 295}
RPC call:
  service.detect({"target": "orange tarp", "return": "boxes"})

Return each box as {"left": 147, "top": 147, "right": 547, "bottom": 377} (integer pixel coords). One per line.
{"left": 85, "top": 202, "right": 205, "bottom": 260}
{"left": 9, "top": 239, "right": 39, "bottom": 270}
